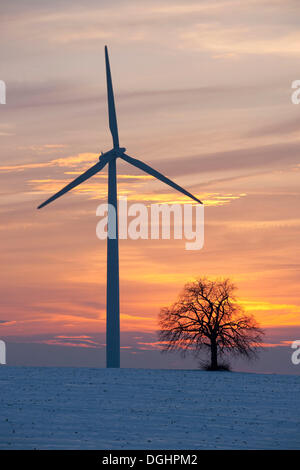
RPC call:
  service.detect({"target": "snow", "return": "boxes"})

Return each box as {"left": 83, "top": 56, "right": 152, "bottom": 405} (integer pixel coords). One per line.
{"left": 0, "top": 367, "right": 299, "bottom": 449}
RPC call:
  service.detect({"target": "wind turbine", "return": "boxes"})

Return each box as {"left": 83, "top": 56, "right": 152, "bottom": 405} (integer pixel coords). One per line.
{"left": 38, "top": 46, "right": 202, "bottom": 368}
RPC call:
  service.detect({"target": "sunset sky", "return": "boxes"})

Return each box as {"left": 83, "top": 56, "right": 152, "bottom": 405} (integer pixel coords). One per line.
{"left": 1, "top": 0, "right": 300, "bottom": 373}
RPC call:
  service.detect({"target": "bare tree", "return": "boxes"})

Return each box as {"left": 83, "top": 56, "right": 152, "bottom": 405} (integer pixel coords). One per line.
{"left": 159, "top": 278, "right": 264, "bottom": 370}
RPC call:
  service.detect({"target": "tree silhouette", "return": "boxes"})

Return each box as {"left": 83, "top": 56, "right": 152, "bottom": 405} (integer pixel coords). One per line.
{"left": 159, "top": 278, "right": 264, "bottom": 370}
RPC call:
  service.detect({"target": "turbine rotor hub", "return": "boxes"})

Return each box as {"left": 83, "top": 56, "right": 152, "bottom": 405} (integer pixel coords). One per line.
{"left": 114, "top": 147, "right": 126, "bottom": 157}
{"left": 99, "top": 147, "right": 126, "bottom": 161}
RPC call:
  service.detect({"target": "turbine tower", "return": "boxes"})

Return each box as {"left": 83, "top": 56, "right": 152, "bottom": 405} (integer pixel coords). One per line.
{"left": 38, "top": 46, "right": 202, "bottom": 368}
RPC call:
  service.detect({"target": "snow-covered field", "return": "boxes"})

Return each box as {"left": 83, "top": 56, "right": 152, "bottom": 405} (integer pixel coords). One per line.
{"left": 0, "top": 367, "right": 299, "bottom": 449}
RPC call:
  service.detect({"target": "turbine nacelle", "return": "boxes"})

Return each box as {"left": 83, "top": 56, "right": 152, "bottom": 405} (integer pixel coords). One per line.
{"left": 99, "top": 147, "right": 126, "bottom": 161}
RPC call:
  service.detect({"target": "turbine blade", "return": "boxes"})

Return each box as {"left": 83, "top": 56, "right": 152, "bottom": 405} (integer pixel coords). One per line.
{"left": 105, "top": 45, "right": 119, "bottom": 148}
{"left": 120, "top": 154, "right": 202, "bottom": 204}
{"left": 37, "top": 158, "right": 108, "bottom": 209}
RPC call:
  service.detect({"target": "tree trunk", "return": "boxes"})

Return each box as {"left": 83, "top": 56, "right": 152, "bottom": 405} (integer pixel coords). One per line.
{"left": 210, "top": 339, "right": 218, "bottom": 370}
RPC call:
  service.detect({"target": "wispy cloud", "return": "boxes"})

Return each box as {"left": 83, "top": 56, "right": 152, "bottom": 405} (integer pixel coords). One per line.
{"left": 0, "top": 152, "right": 99, "bottom": 172}
{"left": 182, "top": 24, "right": 300, "bottom": 57}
